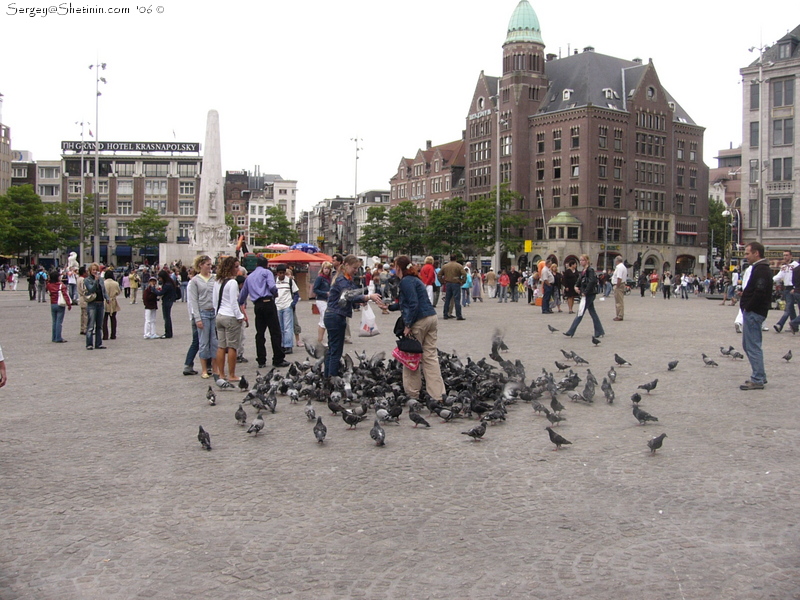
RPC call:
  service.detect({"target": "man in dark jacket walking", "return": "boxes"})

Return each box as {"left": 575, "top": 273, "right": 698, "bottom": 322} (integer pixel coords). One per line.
{"left": 739, "top": 242, "right": 773, "bottom": 390}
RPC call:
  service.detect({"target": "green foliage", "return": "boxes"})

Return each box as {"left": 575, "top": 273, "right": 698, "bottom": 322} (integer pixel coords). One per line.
{"left": 128, "top": 208, "right": 168, "bottom": 256}
{"left": 358, "top": 206, "right": 389, "bottom": 257}
{"left": 0, "top": 185, "right": 48, "bottom": 257}
{"left": 425, "top": 198, "right": 469, "bottom": 257}
{"left": 43, "top": 202, "right": 80, "bottom": 254}
{"left": 249, "top": 206, "right": 300, "bottom": 246}
{"left": 386, "top": 201, "right": 426, "bottom": 257}
{"left": 707, "top": 197, "right": 728, "bottom": 261}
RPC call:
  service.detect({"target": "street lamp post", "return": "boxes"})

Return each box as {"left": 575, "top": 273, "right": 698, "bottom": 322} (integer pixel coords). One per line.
{"left": 748, "top": 44, "right": 768, "bottom": 244}
{"left": 89, "top": 61, "right": 106, "bottom": 264}
{"left": 75, "top": 120, "right": 90, "bottom": 264}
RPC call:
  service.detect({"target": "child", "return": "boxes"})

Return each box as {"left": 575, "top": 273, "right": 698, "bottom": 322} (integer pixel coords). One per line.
{"left": 142, "top": 276, "right": 159, "bottom": 339}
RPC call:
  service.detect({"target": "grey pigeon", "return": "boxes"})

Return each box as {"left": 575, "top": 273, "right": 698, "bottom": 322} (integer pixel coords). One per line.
{"left": 591, "top": 335, "right": 601, "bottom": 346}
{"left": 461, "top": 420, "right": 486, "bottom": 441}
{"left": 633, "top": 405, "right": 658, "bottom": 425}
{"left": 701, "top": 353, "right": 718, "bottom": 367}
{"left": 304, "top": 399, "right": 316, "bottom": 421}
{"left": 730, "top": 351, "right": 744, "bottom": 360}
{"left": 783, "top": 350, "right": 793, "bottom": 362}
{"left": 573, "top": 353, "right": 589, "bottom": 365}
{"left": 614, "top": 353, "right": 631, "bottom": 366}
{"left": 555, "top": 361, "right": 570, "bottom": 371}
{"left": 630, "top": 392, "right": 642, "bottom": 405}
{"left": 197, "top": 426, "right": 212, "bottom": 451}
{"left": 550, "top": 397, "right": 565, "bottom": 414}
{"left": 607, "top": 366, "right": 617, "bottom": 383}
{"left": 543, "top": 408, "right": 565, "bottom": 426}
{"left": 409, "top": 410, "right": 430, "bottom": 428}
{"left": 313, "top": 416, "right": 327, "bottom": 443}
{"left": 560, "top": 349, "right": 575, "bottom": 360}
{"left": 546, "top": 426, "right": 571, "bottom": 450}
{"left": 547, "top": 324, "right": 558, "bottom": 333}
{"left": 235, "top": 404, "right": 247, "bottom": 426}
{"left": 238, "top": 375, "right": 249, "bottom": 392}
{"left": 637, "top": 379, "right": 658, "bottom": 394}
{"left": 720, "top": 345, "right": 734, "bottom": 357}
{"left": 342, "top": 410, "right": 365, "bottom": 429}
{"left": 370, "top": 420, "right": 386, "bottom": 446}
{"left": 206, "top": 385, "right": 216, "bottom": 406}
{"left": 247, "top": 413, "right": 265, "bottom": 436}
{"left": 647, "top": 433, "right": 667, "bottom": 454}
{"left": 667, "top": 360, "right": 679, "bottom": 371}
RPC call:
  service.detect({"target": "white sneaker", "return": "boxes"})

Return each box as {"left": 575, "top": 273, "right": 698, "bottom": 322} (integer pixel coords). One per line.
{"left": 735, "top": 323, "right": 742, "bottom": 334}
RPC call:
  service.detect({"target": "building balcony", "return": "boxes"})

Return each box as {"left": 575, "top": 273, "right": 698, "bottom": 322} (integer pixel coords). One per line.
{"left": 115, "top": 235, "right": 131, "bottom": 242}
{"left": 176, "top": 236, "right": 191, "bottom": 244}
{"left": 766, "top": 181, "right": 793, "bottom": 194}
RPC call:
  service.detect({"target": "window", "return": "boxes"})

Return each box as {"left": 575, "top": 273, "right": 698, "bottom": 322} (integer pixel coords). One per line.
{"left": 676, "top": 140, "right": 685, "bottom": 160}
{"left": 117, "top": 180, "right": 133, "bottom": 195}
{"left": 773, "top": 118, "right": 794, "bottom": 145}
{"left": 598, "top": 126, "right": 608, "bottom": 149}
{"left": 677, "top": 167, "right": 685, "bottom": 187}
{"left": 773, "top": 157, "right": 793, "bottom": 181}
{"left": 553, "top": 157, "right": 561, "bottom": 180}
{"left": 749, "top": 159, "right": 759, "bottom": 183}
{"left": 563, "top": 89, "right": 573, "bottom": 101}
{"left": 500, "top": 135, "right": 512, "bottom": 157}
{"left": 98, "top": 200, "right": 108, "bottom": 214}
{"left": 537, "top": 132, "right": 545, "bottom": 153}
{"left": 116, "top": 222, "right": 129, "bottom": 237}
{"left": 613, "top": 157, "right": 623, "bottom": 180}
{"left": 179, "top": 200, "right": 195, "bottom": 216}
{"left": 552, "top": 186, "right": 561, "bottom": 208}
{"left": 145, "top": 180, "right": 167, "bottom": 196}
{"left": 750, "top": 82, "right": 760, "bottom": 110}
{"left": 567, "top": 227, "right": 579, "bottom": 240}
{"left": 118, "top": 200, "right": 132, "bottom": 215}
{"left": 38, "top": 166, "right": 60, "bottom": 179}
{"left": 68, "top": 180, "right": 82, "bottom": 194}
{"left": 749, "top": 198, "right": 759, "bottom": 228}
{"left": 774, "top": 79, "right": 795, "bottom": 107}
{"left": 598, "top": 186, "right": 607, "bottom": 207}
{"left": 570, "top": 185, "right": 579, "bottom": 207}
{"left": 769, "top": 197, "right": 792, "bottom": 227}
{"left": 570, "top": 155, "right": 579, "bottom": 177}
{"left": 778, "top": 43, "right": 792, "bottom": 59}
{"left": 536, "top": 160, "right": 545, "bottom": 181}
{"left": 614, "top": 129, "right": 623, "bottom": 151}
{"left": 177, "top": 163, "right": 197, "bottom": 177}
{"left": 116, "top": 162, "right": 135, "bottom": 176}
{"left": 98, "top": 180, "right": 109, "bottom": 194}
{"left": 12, "top": 166, "right": 27, "bottom": 178}
{"left": 613, "top": 187, "right": 622, "bottom": 209}
{"left": 38, "top": 184, "right": 60, "bottom": 196}
{"left": 535, "top": 189, "right": 544, "bottom": 209}
{"left": 689, "top": 195, "right": 697, "bottom": 216}
{"left": 144, "top": 163, "right": 169, "bottom": 177}
{"left": 598, "top": 155, "right": 608, "bottom": 178}
{"left": 570, "top": 126, "right": 580, "bottom": 149}
{"left": 178, "top": 222, "right": 194, "bottom": 238}
{"left": 689, "top": 168, "right": 697, "bottom": 189}
{"left": 179, "top": 181, "right": 195, "bottom": 195}
{"left": 689, "top": 142, "right": 697, "bottom": 162}
{"left": 553, "top": 130, "right": 562, "bottom": 151}
{"left": 144, "top": 199, "right": 167, "bottom": 214}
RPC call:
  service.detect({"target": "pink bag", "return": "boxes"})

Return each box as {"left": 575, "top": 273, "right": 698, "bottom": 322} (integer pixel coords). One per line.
{"left": 392, "top": 347, "right": 421, "bottom": 371}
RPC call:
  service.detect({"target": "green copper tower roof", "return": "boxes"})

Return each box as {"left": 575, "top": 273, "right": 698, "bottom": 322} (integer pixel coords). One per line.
{"left": 505, "top": 0, "right": 543, "bottom": 45}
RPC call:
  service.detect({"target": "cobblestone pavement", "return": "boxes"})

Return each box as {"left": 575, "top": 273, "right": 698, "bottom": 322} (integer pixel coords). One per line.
{"left": 0, "top": 288, "right": 798, "bottom": 600}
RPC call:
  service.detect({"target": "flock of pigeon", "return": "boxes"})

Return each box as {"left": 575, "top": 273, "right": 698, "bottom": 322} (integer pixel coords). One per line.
{"left": 193, "top": 328, "right": 684, "bottom": 456}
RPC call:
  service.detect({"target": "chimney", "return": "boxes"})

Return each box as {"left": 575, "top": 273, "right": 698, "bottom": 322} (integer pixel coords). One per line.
{"left": 426, "top": 140, "right": 432, "bottom": 150}
{"left": 632, "top": 57, "right": 642, "bottom": 64}
{"left": 573, "top": 49, "right": 578, "bottom": 55}
{"left": 546, "top": 53, "right": 557, "bottom": 62}
{"left": 583, "top": 46, "right": 595, "bottom": 52}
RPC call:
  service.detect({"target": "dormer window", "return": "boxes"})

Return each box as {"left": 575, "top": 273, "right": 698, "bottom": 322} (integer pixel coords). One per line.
{"left": 668, "top": 101, "right": 676, "bottom": 111}
{"left": 778, "top": 42, "right": 792, "bottom": 60}
{"left": 603, "top": 88, "right": 613, "bottom": 99}
{"left": 647, "top": 86, "right": 656, "bottom": 99}
{"left": 563, "top": 89, "right": 573, "bottom": 101}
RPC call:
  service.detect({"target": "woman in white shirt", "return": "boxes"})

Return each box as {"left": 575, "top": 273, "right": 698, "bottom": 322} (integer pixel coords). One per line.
{"left": 213, "top": 256, "right": 245, "bottom": 388}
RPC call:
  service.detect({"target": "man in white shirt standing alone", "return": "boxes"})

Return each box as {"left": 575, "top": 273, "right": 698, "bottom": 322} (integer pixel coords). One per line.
{"left": 612, "top": 256, "right": 628, "bottom": 322}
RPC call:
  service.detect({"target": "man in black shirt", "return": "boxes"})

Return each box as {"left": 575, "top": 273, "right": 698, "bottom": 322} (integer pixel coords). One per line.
{"left": 739, "top": 242, "right": 773, "bottom": 390}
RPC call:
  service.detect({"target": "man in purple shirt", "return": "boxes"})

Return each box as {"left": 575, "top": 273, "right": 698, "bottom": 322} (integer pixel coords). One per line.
{"left": 238, "top": 256, "right": 288, "bottom": 368}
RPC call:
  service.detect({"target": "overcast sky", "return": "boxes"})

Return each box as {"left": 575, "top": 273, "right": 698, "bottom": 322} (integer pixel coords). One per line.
{"left": 1, "top": 1, "right": 794, "bottom": 214}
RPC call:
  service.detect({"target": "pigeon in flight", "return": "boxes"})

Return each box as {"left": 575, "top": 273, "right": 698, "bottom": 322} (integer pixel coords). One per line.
{"left": 313, "top": 416, "right": 327, "bottom": 443}
{"left": 370, "top": 420, "right": 386, "bottom": 446}
{"left": 546, "top": 426, "right": 572, "bottom": 450}
{"left": 637, "top": 379, "right": 658, "bottom": 394}
{"left": 206, "top": 386, "right": 216, "bottom": 406}
{"left": 247, "top": 412, "right": 265, "bottom": 436}
{"left": 667, "top": 360, "right": 679, "bottom": 371}
{"left": 197, "top": 426, "right": 212, "bottom": 451}
{"left": 701, "top": 353, "right": 718, "bottom": 367}
{"left": 647, "top": 433, "right": 667, "bottom": 454}
{"left": 782, "top": 350, "right": 792, "bottom": 362}
{"left": 461, "top": 421, "right": 487, "bottom": 441}
{"left": 235, "top": 404, "right": 247, "bottom": 426}
{"left": 633, "top": 405, "right": 658, "bottom": 425}
{"left": 614, "top": 353, "right": 632, "bottom": 367}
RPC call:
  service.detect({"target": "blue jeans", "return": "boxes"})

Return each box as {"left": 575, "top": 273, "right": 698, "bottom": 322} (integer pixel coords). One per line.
{"left": 565, "top": 294, "right": 604, "bottom": 337}
{"left": 324, "top": 312, "right": 347, "bottom": 377}
{"left": 443, "top": 282, "right": 462, "bottom": 318}
{"left": 161, "top": 300, "right": 174, "bottom": 338}
{"left": 742, "top": 310, "right": 766, "bottom": 384}
{"left": 542, "top": 284, "right": 553, "bottom": 313}
{"left": 197, "top": 309, "right": 218, "bottom": 360}
{"left": 180, "top": 281, "right": 189, "bottom": 302}
{"left": 498, "top": 285, "right": 508, "bottom": 302}
{"left": 788, "top": 292, "right": 800, "bottom": 332}
{"left": 85, "top": 302, "right": 105, "bottom": 348}
{"left": 776, "top": 289, "right": 797, "bottom": 328}
{"left": 51, "top": 304, "right": 66, "bottom": 342}
{"left": 510, "top": 284, "right": 519, "bottom": 302}
{"left": 278, "top": 307, "right": 294, "bottom": 348}
{"left": 462, "top": 288, "right": 470, "bottom": 306}
{"left": 185, "top": 320, "right": 200, "bottom": 367}
{"left": 68, "top": 282, "right": 78, "bottom": 304}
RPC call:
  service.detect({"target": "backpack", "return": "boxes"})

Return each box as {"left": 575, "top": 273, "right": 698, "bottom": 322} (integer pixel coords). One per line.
{"left": 175, "top": 281, "right": 182, "bottom": 300}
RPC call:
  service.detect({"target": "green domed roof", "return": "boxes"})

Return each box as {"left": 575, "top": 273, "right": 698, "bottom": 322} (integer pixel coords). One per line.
{"left": 505, "top": 0, "right": 543, "bottom": 45}
{"left": 547, "top": 211, "right": 581, "bottom": 226}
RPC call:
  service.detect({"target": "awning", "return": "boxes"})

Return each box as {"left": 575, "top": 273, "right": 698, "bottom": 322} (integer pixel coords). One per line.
{"left": 115, "top": 245, "right": 132, "bottom": 257}
{"left": 675, "top": 231, "right": 698, "bottom": 235}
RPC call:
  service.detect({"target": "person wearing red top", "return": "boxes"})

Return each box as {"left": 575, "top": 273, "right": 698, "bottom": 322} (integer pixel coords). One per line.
{"left": 419, "top": 256, "right": 436, "bottom": 305}
{"left": 46, "top": 271, "right": 72, "bottom": 343}
{"left": 498, "top": 270, "right": 510, "bottom": 303}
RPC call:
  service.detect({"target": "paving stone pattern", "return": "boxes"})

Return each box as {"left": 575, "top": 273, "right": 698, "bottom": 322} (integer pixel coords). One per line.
{"left": 0, "top": 290, "right": 798, "bottom": 599}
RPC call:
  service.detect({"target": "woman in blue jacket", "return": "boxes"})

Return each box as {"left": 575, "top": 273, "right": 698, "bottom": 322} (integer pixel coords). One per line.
{"left": 324, "top": 255, "right": 384, "bottom": 377}
{"left": 388, "top": 256, "right": 445, "bottom": 401}
{"left": 312, "top": 261, "right": 333, "bottom": 346}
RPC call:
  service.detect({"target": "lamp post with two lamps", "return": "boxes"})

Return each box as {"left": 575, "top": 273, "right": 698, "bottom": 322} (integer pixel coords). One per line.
{"left": 89, "top": 61, "right": 106, "bottom": 264}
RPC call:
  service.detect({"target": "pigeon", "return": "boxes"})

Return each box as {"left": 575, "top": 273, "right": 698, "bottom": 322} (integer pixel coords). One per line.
{"left": 637, "top": 379, "right": 658, "bottom": 394}
{"left": 313, "top": 416, "right": 327, "bottom": 443}
{"left": 342, "top": 410, "right": 365, "bottom": 429}
{"left": 560, "top": 349, "right": 575, "bottom": 360}
{"left": 783, "top": 350, "right": 793, "bottom": 362}
{"left": 701, "top": 353, "right": 718, "bottom": 367}
{"left": 235, "top": 404, "right": 247, "bottom": 426}
{"left": 550, "top": 397, "right": 565, "bottom": 414}
{"left": 547, "top": 324, "right": 559, "bottom": 333}
{"left": 304, "top": 399, "right": 316, "bottom": 421}
{"left": 370, "top": 420, "right": 386, "bottom": 446}
{"left": 591, "top": 335, "right": 601, "bottom": 346}
{"left": 247, "top": 412, "right": 265, "bottom": 436}
{"left": 543, "top": 408, "right": 565, "bottom": 426}
{"left": 206, "top": 385, "right": 216, "bottom": 406}
{"left": 328, "top": 398, "right": 344, "bottom": 415}
{"left": 730, "top": 351, "right": 744, "bottom": 360}
{"left": 603, "top": 385, "right": 615, "bottom": 404}
{"left": 216, "top": 378, "right": 235, "bottom": 390}
{"left": 667, "top": 360, "right": 679, "bottom": 371}
{"left": 573, "top": 353, "right": 589, "bottom": 365}
{"left": 555, "top": 361, "right": 570, "bottom": 371}
{"left": 461, "top": 421, "right": 487, "bottom": 441}
{"left": 607, "top": 366, "right": 617, "bottom": 383}
{"left": 238, "top": 375, "right": 249, "bottom": 392}
{"left": 409, "top": 410, "right": 431, "bottom": 428}
{"left": 633, "top": 405, "right": 658, "bottom": 425}
{"left": 546, "top": 426, "right": 571, "bottom": 450}
{"left": 720, "top": 345, "right": 734, "bottom": 357}
{"left": 614, "top": 353, "right": 631, "bottom": 367}
{"left": 647, "top": 433, "right": 667, "bottom": 454}
{"left": 630, "top": 392, "right": 642, "bottom": 405}
{"left": 197, "top": 426, "right": 212, "bottom": 451}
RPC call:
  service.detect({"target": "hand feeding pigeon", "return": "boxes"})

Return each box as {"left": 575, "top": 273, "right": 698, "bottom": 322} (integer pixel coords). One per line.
{"left": 633, "top": 405, "right": 658, "bottom": 425}
{"left": 197, "top": 426, "right": 212, "bottom": 451}
{"left": 461, "top": 420, "right": 486, "bottom": 441}
{"left": 313, "top": 416, "right": 327, "bottom": 443}
{"left": 206, "top": 385, "right": 216, "bottom": 406}
{"left": 546, "top": 426, "right": 571, "bottom": 450}
{"left": 701, "top": 353, "right": 718, "bottom": 367}
{"left": 647, "top": 433, "right": 667, "bottom": 454}
{"left": 235, "top": 404, "right": 247, "bottom": 426}
{"left": 614, "top": 353, "right": 631, "bottom": 367}
{"left": 370, "top": 420, "right": 386, "bottom": 446}
{"left": 667, "top": 360, "right": 679, "bottom": 371}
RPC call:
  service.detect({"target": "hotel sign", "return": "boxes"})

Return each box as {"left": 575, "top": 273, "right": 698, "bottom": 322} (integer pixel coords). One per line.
{"left": 61, "top": 141, "right": 200, "bottom": 152}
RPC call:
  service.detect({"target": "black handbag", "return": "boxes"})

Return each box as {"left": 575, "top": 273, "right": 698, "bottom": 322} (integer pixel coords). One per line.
{"left": 396, "top": 334, "right": 423, "bottom": 354}
{"left": 393, "top": 316, "right": 405, "bottom": 337}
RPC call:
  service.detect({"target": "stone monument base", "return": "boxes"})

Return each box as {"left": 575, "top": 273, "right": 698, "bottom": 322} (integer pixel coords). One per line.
{"left": 159, "top": 242, "right": 234, "bottom": 267}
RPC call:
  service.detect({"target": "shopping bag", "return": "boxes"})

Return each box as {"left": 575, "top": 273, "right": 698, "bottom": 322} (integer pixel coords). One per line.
{"left": 392, "top": 347, "right": 421, "bottom": 370}
{"left": 577, "top": 296, "right": 587, "bottom": 317}
{"left": 359, "top": 303, "right": 380, "bottom": 337}
{"left": 311, "top": 303, "right": 320, "bottom": 315}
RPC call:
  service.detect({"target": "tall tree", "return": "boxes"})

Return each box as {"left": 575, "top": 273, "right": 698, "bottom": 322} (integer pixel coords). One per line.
{"left": 464, "top": 187, "right": 527, "bottom": 255}
{"left": 386, "top": 201, "right": 426, "bottom": 257}
{"left": 43, "top": 202, "right": 80, "bottom": 254}
{"left": 128, "top": 208, "right": 168, "bottom": 262}
{"left": 0, "top": 184, "right": 48, "bottom": 259}
{"left": 250, "top": 206, "right": 299, "bottom": 246}
{"left": 707, "top": 197, "right": 728, "bottom": 269}
{"left": 425, "top": 197, "right": 469, "bottom": 257}
{"left": 358, "top": 206, "right": 389, "bottom": 257}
